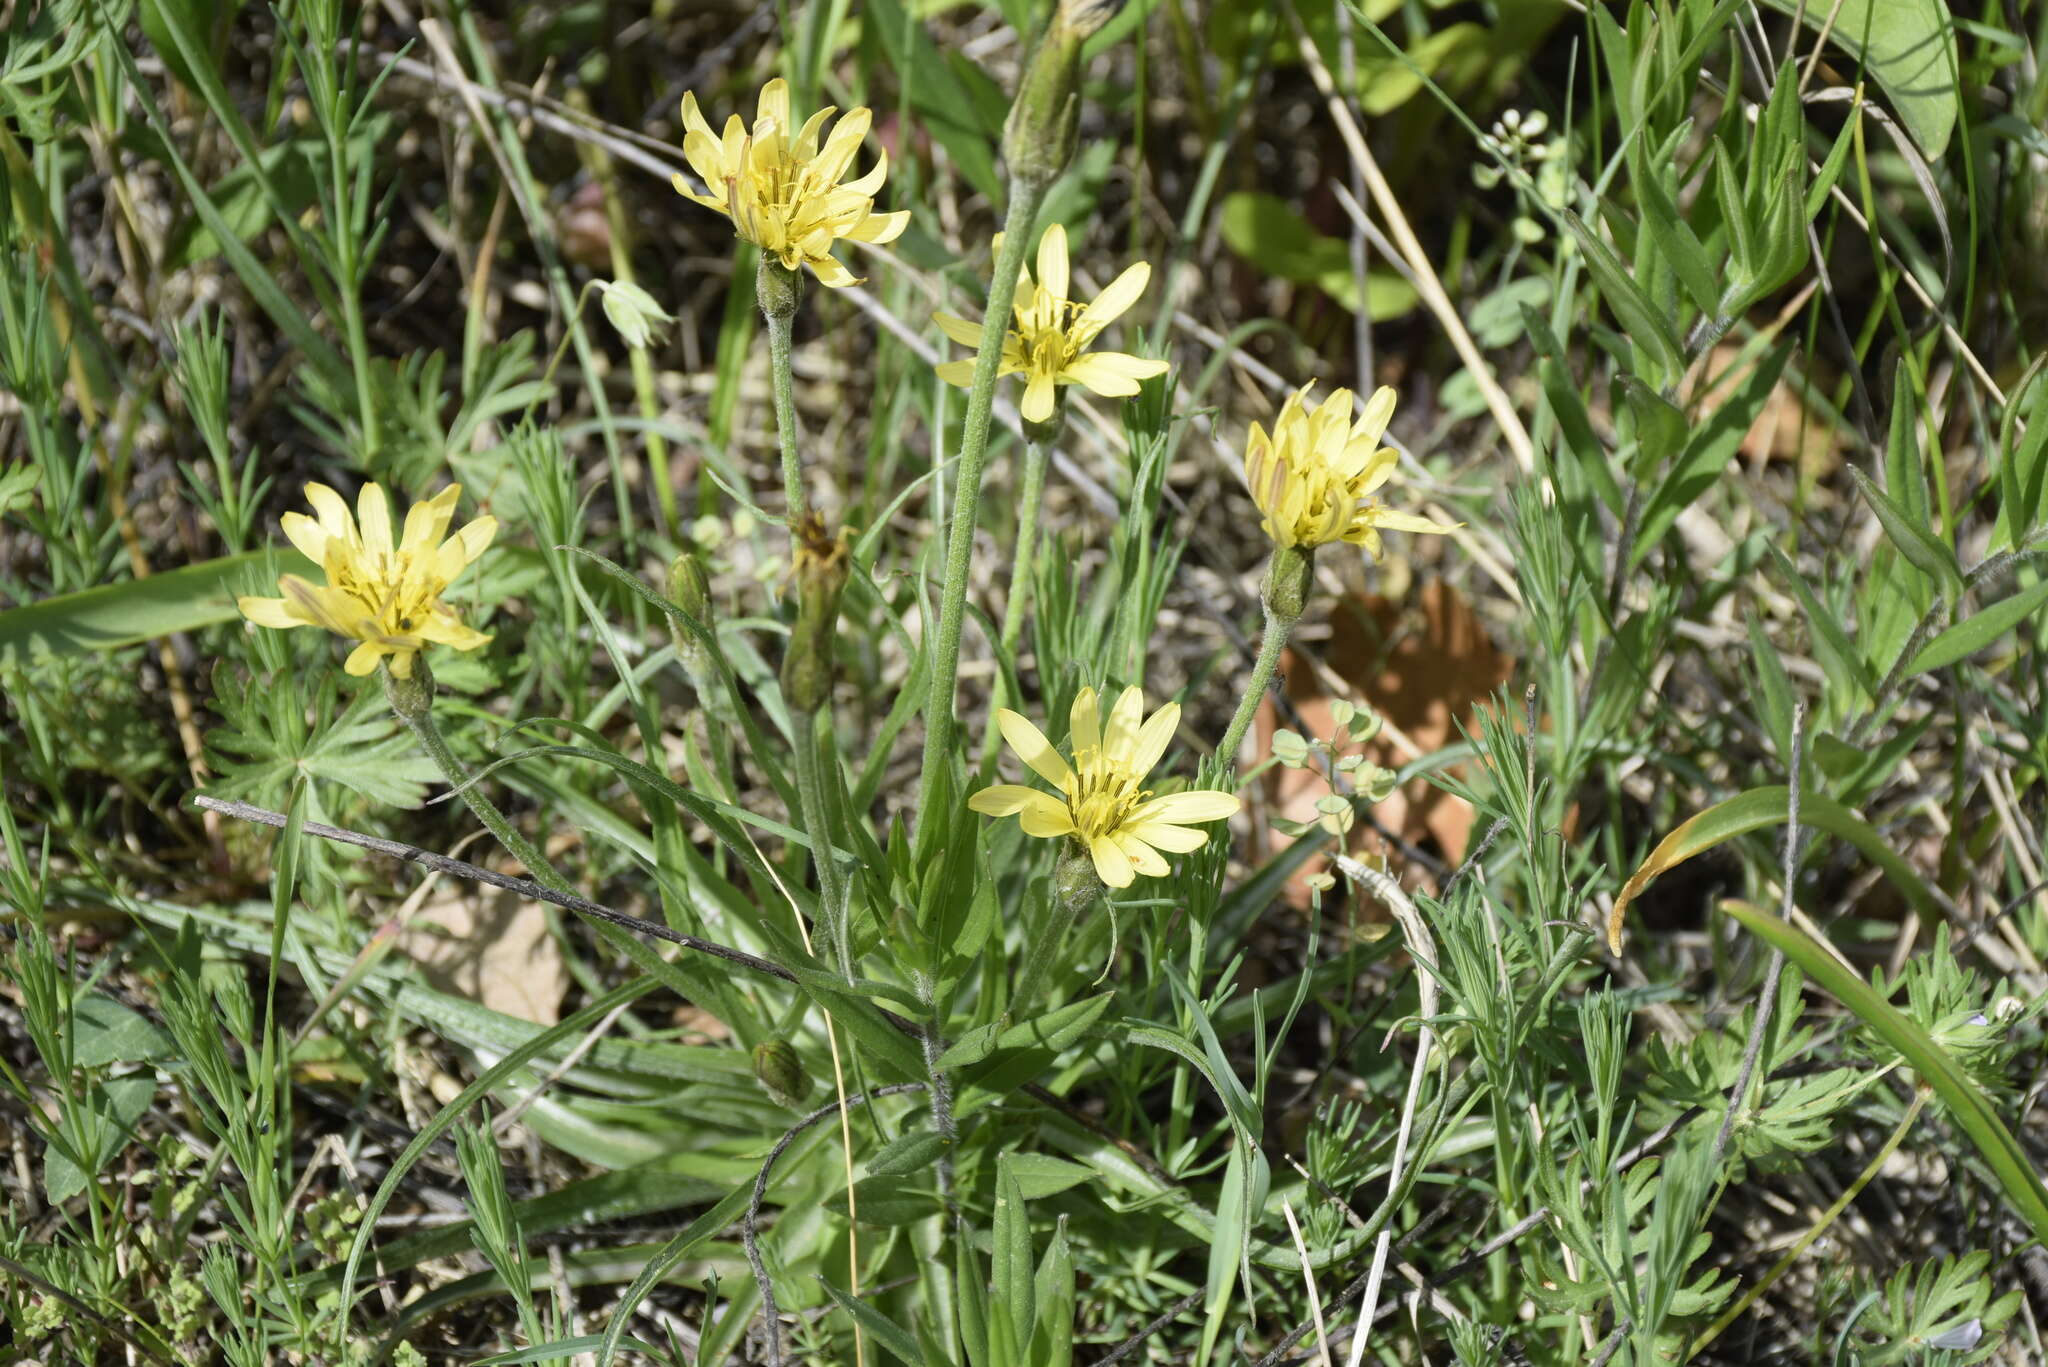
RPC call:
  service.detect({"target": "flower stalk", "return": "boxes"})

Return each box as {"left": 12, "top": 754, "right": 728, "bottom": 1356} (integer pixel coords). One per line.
{"left": 1216, "top": 544, "right": 1311, "bottom": 768}
{"left": 759, "top": 261, "right": 809, "bottom": 522}
{"left": 383, "top": 659, "right": 575, "bottom": 901}
{"left": 916, "top": 178, "right": 1049, "bottom": 809}
{"left": 1006, "top": 842, "right": 1104, "bottom": 1020}
{"left": 783, "top": 516, "right": 854, "bottom": 977}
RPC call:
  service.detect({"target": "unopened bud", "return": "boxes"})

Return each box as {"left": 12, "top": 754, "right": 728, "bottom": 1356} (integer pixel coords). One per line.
{"left": 382, "top": 656, "right": 435, "bottom": 723}
{"left": 596, "top": 279, "right": 674, "bottom": 350}
{"left": 1261, "top": 544, "right": 1314, "bottom": 626}
{"left": 1002, "top": 0, "right": 1119, "bottom": 188}
{"left": 665, "top": 547, "right": 715, "bottom": 673}
{"left": 780, "top": 515, "right": 851, "bottom": 715}
{"left": 752, "top": 1038, "right": 812, "bottom": 1110}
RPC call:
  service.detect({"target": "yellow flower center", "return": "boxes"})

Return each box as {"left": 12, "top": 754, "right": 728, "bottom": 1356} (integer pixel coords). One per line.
{"left": 1063, "top": 746, "right": 1149, "bottom": 840}
{"left": 1016, "top": 292, "right": 1093, "bottom": 379}
{"left": 333, "top": 548, "right": 440, "bottom": 643}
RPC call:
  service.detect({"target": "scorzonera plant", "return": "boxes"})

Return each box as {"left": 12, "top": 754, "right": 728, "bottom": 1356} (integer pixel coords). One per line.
{"left": 226, "top": 7, "right": 1453, "bottom": 1352}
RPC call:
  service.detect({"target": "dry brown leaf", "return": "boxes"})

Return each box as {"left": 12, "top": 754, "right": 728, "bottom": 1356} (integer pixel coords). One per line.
{"left": 399, "top": 884, "right": 569, "bottom": 1025}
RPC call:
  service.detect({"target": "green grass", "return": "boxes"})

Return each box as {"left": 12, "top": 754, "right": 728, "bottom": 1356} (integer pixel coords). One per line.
{"left": 4, "top": 0, "right": 2048, "bottom": 1364}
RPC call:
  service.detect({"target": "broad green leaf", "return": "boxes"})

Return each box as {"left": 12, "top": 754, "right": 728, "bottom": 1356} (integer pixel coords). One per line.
{"left": 1003, "top": 1152, "right": 1098, "bottom": 1200}
{"left": 1907, "top": 577, "right": 2048, "bottom": 675}
{"left": 1759, "top": 0, "right": 1957, "bottom": 158}
{"left": 1218, "top": 192, "right": 1417, "bottom": 318}
{"left": 1605, "top": 784, "right": 1944, "bottom": 953}
{"left": 860, "top": 0, "right": 1004, "bottom": 204}
{"left": 819, "top": 1279, "right": 934, "bottom": 1367}
{"left": 864, "top": 1127, "right": 952, "bottom": 1176}
{"left": 993, "top": 1156, "right": 1035, "bottom": 1365}
{"left": 938, "top": 992, "right": 1111, "bottom": 1070}
{"left": 45, "top": 1074, "right": 155, "bottom": 1204}
{"left": 0, "top": 545, "right": 547, "bottom": 662}
{"left": 1848, "top": 464, "right": 1963, "bottom": 599}
{"left": 70, "top": 994, "right": 174, "bottom": 1067}
{"left": 1565, "top": 209, "right": 1683, "bottom": 387}
{"left": 1032, "top": 1217, "right": 1076, "bottom": 1367}
{"left": 1725, "top": 902, "right": 2048, "bottom": 1244}
{"left": 0, "top": 549, "right": 308, "bottom": 662}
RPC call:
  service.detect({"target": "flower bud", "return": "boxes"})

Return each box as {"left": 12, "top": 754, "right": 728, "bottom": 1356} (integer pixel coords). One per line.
{"left": 752, "top": 1038, "right": 812, "bottom": 1110}
{"left": 596, "top": 279, "right": 674, "bottom": 350}
{"left": 665, "top": 546, "right": 715, "bottom": 674}
{"left": 1002, "top": 0, "right": 1119, "bottom": 188}
{"left": 780, "top": 515, "right": 851, "bottom": 715}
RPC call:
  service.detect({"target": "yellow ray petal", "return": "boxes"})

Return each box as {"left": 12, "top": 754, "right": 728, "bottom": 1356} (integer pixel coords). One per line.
{"left": 402, "top": 485, "right": 461, "bottom": 556}
{"left": 356, "top": 483, "right": 394, "bottom": 558}
{"left": 237, "top": 595, "right": 302, "bottom": 629}
{"left": 1367, "top": 508, "right": 1458, "bottom": 534}
{"left": 1021, "top": 371, "right": 1057, "bottom": 422}
{"left": 933, "top": 312, "right": 986, "bottom": 347}
{"left": 1102, "top": 685, "right": 1145, "bottom": 766}
{"left": 1017, "top": 794, "right": 1076, "bottom": 838}
{"left": 279, "top": 511, "right": 330, "bottom": 565}
{"left": 344, "top": 640, "right": 388, "bottom": 675}
{"left": 1116, "top": 832, "right": 1170, "bottom": 878}
{"left": 1128, "top": 701, "right": 1179, "bottom": 779}
{"left": 1089, "top": 833, "right": 1135, "bottom": 888}
{"left": 1128, "top": 790, "right": 1241, "bottom": 825}
{"left": 1068, "top": 687, "right": 1101, "bottom": 754}
{"left": 1035, "top": 223, "right": 1069, "bottom": 303}
{"left": 1073, "top": 259, "right": 1150, "bottom": 337}
{"left": 1061, "top": 351, "right": 1166, "bottom": 398}
{"left": 1123, "top": 819, "right": 1212, "bottom": 853}
{"left": 997, "top": 708, "right": 1073, "bottom": 787}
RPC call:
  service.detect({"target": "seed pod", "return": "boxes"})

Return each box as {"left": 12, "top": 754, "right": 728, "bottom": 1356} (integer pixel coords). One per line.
{"left": 780, "top": 515, "right": 850, "bottom": 715}
{"left": 752, "top": 1038, "right": 812, "bottom": 1110}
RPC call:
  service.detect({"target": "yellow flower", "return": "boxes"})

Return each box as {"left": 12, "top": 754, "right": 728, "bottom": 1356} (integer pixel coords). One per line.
{"left": 934, "top": 223, "right": 1169, "bottom": 423}
{"left": 969, "top": 685, "right": 1240, "bottom": 888}
{"left": 672, "top": 77, "right": 909, "bottom": 288}
{"left": 238, "top": 482, "right": 496, "bottom": 679}
{"left": 1243, "top": 384, "right": 1458, "bottom": 555}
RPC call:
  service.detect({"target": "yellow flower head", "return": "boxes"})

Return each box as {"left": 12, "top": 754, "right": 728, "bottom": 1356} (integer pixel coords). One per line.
{"left": 672, "top": 78, "right": 909, "bottom": 288}
{"left": 969, "top": 685, "right": 1240, "bottom": 888}
{"left": 1243, "top": 384, "right": 1458, "bottom": 555}
{"left": 238, "top": 482, "right": 496, "bottom": 679}
{"left": 934, "top": 223, "right": 1169, "bottom": 423}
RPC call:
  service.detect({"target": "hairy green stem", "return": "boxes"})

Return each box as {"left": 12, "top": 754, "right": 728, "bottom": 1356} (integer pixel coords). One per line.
{"left": 1009, "top": 845, "right": 1100, "bottom": 1021}
{"left": 759, "top": 262, "right": 808, "bottom": 523}
{"left": 387, "top": 670, "right": 573, "bottom": 898}
{"left": 790, "top": 707, "right": 852, "bottom": 979}
{"left": 997, "top": 435, "right": 1052, "bottom": 669}
{"left": 981, "top": 434, "right": 1054, "bottom": 766}
{"left": 916, "top": 179, "right": 1049, "bottom": 812}
{"left": 1216, "top": 604, "right": 1293, "bottom": 771}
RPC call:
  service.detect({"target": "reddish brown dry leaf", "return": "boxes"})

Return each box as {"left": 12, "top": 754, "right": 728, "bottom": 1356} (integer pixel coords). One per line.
{"left": 1252, "top": 578, "right": 1512, "bottom": 906}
